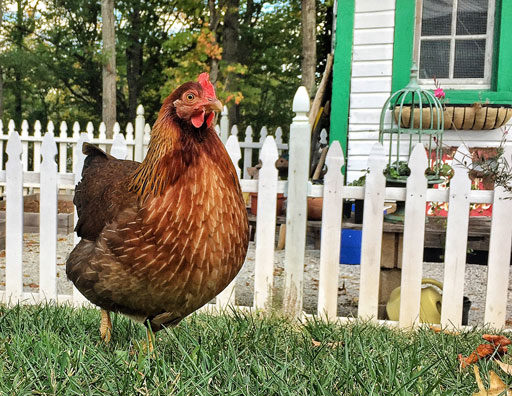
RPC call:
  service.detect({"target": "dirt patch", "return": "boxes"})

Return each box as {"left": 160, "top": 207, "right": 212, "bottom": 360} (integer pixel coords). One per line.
{"left": 0, "top": 198, "right": 74, "bottom": 214}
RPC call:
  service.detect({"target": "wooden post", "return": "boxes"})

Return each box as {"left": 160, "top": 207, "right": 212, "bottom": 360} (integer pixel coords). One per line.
{"left": 283, "top": 86, "right": 310, "bottom": 318}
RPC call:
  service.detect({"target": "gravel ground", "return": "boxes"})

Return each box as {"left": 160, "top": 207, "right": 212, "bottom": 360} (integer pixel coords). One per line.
{"left": 1, "top": 234, "right": 511, "bottom": 327}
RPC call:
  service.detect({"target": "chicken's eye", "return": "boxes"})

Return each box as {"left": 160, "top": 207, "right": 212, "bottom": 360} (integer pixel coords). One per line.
{"left": 186, "top": 93, "right": 195, "bottom": 101}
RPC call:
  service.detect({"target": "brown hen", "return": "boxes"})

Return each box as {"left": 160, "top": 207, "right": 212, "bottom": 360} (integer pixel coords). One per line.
{"left": 66, "top": 73, "right": 249, "bottom": 344}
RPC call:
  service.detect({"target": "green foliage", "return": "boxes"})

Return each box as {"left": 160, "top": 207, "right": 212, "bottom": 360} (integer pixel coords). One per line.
{"left": 385, "top": 160, "right": 411, "bottom": 180}
{"left": 0, "top": 0, "right": 331, "bottom": 138}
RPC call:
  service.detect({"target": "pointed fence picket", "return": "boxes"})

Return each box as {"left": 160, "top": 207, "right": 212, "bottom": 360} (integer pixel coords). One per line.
{"left": 220, "top": 106, "right": 229, "bottom": 144}
{"left": 72, "top": 133, "right": 90, "bottom": 306}
{"left": 59, "top": 122, "right": 68, "bottom": 173}
{"left": 1, "top": 86, "right": 511, "bottom": 332}
{"left": 216, "top": 134, "right": 242, "bottom": 309}
{"left": 358, "top": 143, "right": 387, "bottom": 319}
{"left": 34, "top": 121, "right": 42, "bottom": 172}
{"left": 399, "top": 144, "right": 429, "bottom": 328}
{"left": 111, "top": 132, "right": 128, "bottom": 160}
{"left": 317, "top": 141, "right": 344, "bottom": 320}
{"left": 21, "top": 120, "right": 29, "bottom": 172}
{"left": 39, "top": 131, "right": 58, "bottom": 301}
{"left": 441, "top": 145, "right": 472, "bottom": 328}
{"left": 253, "top": 136, "right": 279, "bottom": 310}
{"left": 5, "top": 131, "right": 24, "bottom": 304}
{"left": 243, "top": 126, "right": 254, "bottom": 180}
{"left": 484, "top": 144, "right": 512, "bottom": 327}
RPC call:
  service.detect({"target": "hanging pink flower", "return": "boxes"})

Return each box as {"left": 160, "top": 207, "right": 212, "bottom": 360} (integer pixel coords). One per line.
{"left": 434, "top": 87, "right": 446, "bottom": 99}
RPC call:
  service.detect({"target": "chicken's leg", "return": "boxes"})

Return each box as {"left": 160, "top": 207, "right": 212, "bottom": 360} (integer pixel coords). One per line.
{"left": 100, "top": 309, "right": 112, "bottom": 343}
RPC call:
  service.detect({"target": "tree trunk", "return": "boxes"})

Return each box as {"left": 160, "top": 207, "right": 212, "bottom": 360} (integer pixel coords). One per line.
{"left": 14, "top": 0, "right": 23, "bottom": 125}
{"left": 101, "top": 0, "right": 116, "bottom": 138}
{"left": 0, "top": 69, "right": 3, "bottom": 120}
{"left": 126, "top": 7, "right": 142, "bottom": 121}
{"left": 223, "top": 0, "right": 239, "bottom": 129}
{"left": 301, "top": 0, "right": 316, "bottom": 97}
{"left": 208, "top": 0, "right": 220, "bottom": 84}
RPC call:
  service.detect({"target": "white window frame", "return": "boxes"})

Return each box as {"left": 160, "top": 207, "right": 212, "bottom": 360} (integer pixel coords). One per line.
{"left": 414, "top": 0, "right": 495, "bottom": 90}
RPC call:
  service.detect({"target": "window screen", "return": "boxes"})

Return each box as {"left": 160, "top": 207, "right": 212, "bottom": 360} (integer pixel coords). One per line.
{"left": 417, "top": 0, "right": 494, "bottom": 86}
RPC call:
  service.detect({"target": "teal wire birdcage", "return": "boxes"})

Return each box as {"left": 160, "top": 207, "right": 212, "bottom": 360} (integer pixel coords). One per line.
{"left": 379, "top": 64, "right": 445, "bottom": 184}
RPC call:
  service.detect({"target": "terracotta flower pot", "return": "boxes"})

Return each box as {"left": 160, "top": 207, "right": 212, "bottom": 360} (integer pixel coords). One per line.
{"left": 307, "top": 197, "right": 323, "bottom": 220}
{"left": 250, "top": 193, "right": 286, "bottom": 216}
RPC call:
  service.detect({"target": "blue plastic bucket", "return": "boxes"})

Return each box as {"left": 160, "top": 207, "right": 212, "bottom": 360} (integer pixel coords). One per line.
{"left": 339, "top": 229, "right": 362, "bottom": 265}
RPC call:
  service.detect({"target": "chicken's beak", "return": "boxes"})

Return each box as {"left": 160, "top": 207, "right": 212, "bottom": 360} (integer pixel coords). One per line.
{"left": 205, "top": 98, "right": 223, "bottom": 113}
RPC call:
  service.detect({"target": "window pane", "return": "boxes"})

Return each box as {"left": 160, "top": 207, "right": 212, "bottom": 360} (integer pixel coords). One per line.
{"left": 422, "top": 0, "right": 453, "bottom": 36}
{"left": 454, "top": 39, "right": 486, "bottom": 78}
{"left": 419, "top": 40, "right": 450, "bottom": 79}
{"left": 456, "top": 0, "right": 488, "bottom": 35}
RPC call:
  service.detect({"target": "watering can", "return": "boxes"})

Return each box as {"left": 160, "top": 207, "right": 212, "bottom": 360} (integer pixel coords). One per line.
{"left": 386, "top": 278, "right": 443, "bottom": 324}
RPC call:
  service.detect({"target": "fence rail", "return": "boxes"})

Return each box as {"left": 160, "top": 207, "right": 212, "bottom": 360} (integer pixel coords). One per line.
{"left": 0, "top": 87, "right": 511, "bottom": 330}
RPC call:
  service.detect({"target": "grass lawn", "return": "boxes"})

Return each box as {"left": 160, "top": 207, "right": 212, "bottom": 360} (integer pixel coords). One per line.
{"left": 0, "top": 304, "right": 510, "bottom": 395}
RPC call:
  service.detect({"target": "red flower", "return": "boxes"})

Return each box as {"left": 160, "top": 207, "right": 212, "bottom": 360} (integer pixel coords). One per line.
{"left": 434, "top": 88, "right": 446, "bottom": 99}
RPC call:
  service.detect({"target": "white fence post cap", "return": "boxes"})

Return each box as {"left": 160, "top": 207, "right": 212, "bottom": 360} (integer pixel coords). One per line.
{"left": 137, "top": 104, "right": 144, "bottom": 115}
{"left": 293, "top": 86, "right": 310, "bottom": 113}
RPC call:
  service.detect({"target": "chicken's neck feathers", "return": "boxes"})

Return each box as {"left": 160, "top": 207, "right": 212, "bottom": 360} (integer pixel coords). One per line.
{"left": 128, "top": 117, "right": 225, "bottom": 202}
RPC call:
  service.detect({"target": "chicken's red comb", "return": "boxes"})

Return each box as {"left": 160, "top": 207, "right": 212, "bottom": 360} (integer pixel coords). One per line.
{"left": 198, "top": 73, "right": 216, "bottom": 98}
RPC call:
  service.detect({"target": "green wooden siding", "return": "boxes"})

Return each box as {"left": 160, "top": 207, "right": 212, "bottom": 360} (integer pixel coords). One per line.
{"left": 329, "top": 0, "right": 355, "bottom": 153}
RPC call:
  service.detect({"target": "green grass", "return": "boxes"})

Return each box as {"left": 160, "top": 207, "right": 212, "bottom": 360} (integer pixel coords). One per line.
{"left": 0, "top": 304, "right": 510, "bottom": 395}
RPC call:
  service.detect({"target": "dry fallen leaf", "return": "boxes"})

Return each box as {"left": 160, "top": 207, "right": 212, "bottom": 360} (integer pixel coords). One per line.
{"left": 473, "top": 366, "right": 512, "bottom": 396}
{"left": 460, "top": 335, "right": 511, "bottom": 369}
{"left": 484, "top": 335, "right": 512, "bottom": 348}
{"left": 429, "top": 325, "right": 460, "bottom": 335}
{"left": 496, "top": 360, "right": 512, "bottom": 376}
{"left": 311, "top": 339, "right": 343, "bottom": 348}
{"left": 460, "top": 344, "right": 496, "bottom": 369}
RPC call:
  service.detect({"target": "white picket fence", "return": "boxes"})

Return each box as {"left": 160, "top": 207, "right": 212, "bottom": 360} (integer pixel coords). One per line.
{"left": 0, "top": 106, "right": 289, "bottom": 186}
{"left": 0, "top": 87, "right": 511, "bottom": 330}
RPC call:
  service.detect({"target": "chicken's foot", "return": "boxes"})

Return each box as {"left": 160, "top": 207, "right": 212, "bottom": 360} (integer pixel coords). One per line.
{"left": 100, "top": 309, "right": 112, "bottom": 343}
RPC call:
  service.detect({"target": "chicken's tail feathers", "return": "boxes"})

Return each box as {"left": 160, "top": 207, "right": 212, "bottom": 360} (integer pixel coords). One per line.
{"left": 82, "top": 143, "right": 115, "bottom": 173}
{"left": 83, "top": 142, "right": 111, "bottom": 157}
